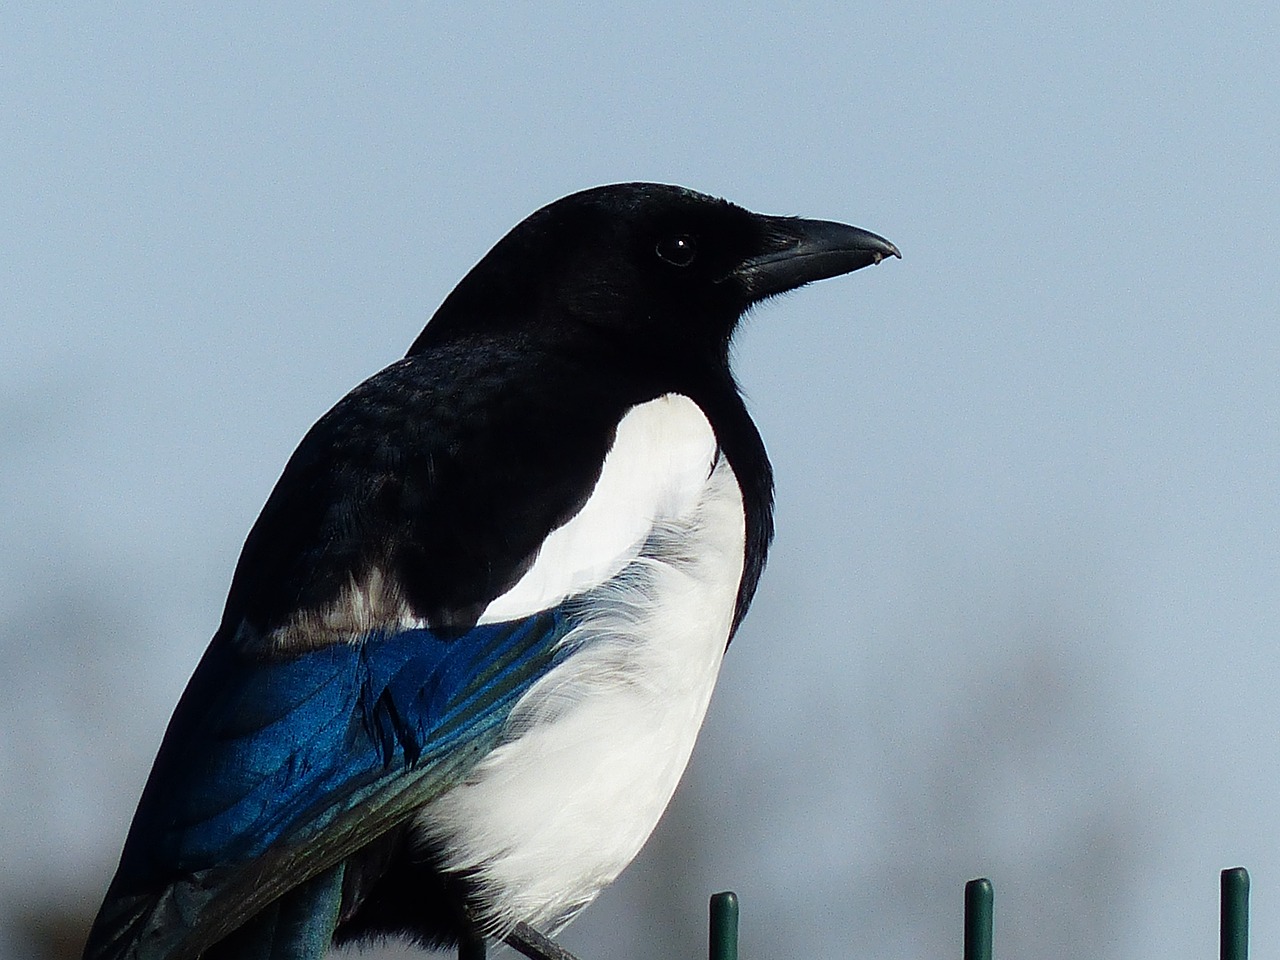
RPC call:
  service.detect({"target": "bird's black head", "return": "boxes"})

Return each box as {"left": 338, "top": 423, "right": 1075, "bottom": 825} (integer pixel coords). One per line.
{"left": 409, "top": 182, "right": 898, "bottom": 370}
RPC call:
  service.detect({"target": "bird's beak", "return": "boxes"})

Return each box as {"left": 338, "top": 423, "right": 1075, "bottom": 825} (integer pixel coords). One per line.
{"left": 733, "top": 216, "right": 900, "bottom": 300}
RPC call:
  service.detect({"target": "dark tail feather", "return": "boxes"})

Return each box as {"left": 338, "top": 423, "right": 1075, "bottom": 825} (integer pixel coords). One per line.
{"left": 204, "top": 864, "right": 345, "bottom": 960}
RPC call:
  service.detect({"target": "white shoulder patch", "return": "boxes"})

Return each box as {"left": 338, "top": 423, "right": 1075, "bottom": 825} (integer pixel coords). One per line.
{"left": 478, "top": 393, "right": 717, "bottom": 623}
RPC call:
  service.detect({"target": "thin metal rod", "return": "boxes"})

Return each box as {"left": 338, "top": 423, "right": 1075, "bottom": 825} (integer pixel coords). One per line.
{"left": 505, "top": 921, "right": 585, "bottom": 960}
{"left": 709, "top": 891, "right": 739, "bottom": 960}
{"left": 964, "top": 878, "right": 993, "bottom": 960}
{"left": 1221, "top": 867, "right": 1250, "bottom": 960}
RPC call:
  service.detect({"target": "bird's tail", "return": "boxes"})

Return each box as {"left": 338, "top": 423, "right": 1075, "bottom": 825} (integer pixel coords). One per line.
{"left": 199, "top": 864, "right": 344, "bottom": 960}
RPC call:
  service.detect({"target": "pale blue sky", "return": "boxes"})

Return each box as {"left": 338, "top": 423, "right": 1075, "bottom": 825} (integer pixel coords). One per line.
{"left": 3, "top": 5, "right": 1279, "bottom": 958}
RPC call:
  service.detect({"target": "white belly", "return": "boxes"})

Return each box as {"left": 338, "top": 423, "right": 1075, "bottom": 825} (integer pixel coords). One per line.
{"left": 413, "top": 407, "right": 745, "bottom": 936}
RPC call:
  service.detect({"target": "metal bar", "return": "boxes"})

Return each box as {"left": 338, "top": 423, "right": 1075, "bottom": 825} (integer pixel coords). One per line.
{"left": 1221, "top": 867, "right": 1250, "bottom": 960}
{"left": 709, "top": 891, "right": 739, "bottom": 960}
{"left": 504, "top": 921, "right": 584, "bottom": 960}
{"left": 964, "top": 878, "right": 993, "bottom": 960}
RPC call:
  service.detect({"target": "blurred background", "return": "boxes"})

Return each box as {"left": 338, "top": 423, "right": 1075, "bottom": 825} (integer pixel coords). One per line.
{"left": 3, "top": 4, "right": 1278, "bottom": 958}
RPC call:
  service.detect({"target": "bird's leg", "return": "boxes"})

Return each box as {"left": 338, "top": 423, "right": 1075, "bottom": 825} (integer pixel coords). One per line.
{"left": 456, "top": 900, "right": 488, "bottom": 960}
{"left": 458, "top": 932, "right": 487, "bottom": 960}
{"left": 503, "top": 921, "right": 584, "bottom": 960}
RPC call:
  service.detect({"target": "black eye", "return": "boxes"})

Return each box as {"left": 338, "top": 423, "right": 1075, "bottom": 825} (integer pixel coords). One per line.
{"left": 655, "top": 234, "right": 697, "bottom": 267}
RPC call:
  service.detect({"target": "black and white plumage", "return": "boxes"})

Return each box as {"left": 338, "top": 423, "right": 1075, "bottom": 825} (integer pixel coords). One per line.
{"left": 82, "top": 182, "right": 898, "bottom": 960}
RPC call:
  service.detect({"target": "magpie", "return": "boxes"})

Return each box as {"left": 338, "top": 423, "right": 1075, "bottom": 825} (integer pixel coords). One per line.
{"left": 82, "top": 182, "right": 898, "bottom": 960}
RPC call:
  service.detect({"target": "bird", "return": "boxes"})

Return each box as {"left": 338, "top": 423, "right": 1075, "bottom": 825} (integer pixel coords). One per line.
{"left": 81, "top": 182, "right": 898, "bottom": 960}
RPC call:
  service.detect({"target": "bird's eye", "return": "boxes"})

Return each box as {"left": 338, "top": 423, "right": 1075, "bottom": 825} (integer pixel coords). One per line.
{"left": 655, "top": 234, "right": 697, "bottom": 267}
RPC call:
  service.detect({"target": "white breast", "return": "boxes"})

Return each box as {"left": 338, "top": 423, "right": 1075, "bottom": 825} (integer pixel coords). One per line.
{"left": 413, "top": 394, "right": 746, "bottom": 936}
{"left": 478, "top": 393, "right": 724, "bottom": 624}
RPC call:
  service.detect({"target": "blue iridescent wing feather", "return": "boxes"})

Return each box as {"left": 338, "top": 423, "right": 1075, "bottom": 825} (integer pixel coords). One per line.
{"left": 83, "top": 610, "right": 573, "bottom": 960}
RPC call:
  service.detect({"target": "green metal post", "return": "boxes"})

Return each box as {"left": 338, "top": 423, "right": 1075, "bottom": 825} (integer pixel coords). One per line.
{"left": 964, "top": 878, "right": 993, "bottom": 960}
{"left": 709, "top": 891, "right": 739, "bottom": 960}
{"left": 1221, "top": 867, "right": 1249, "bottom": 960}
